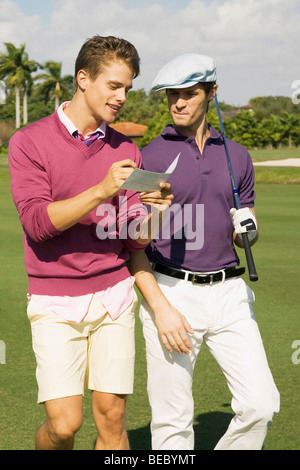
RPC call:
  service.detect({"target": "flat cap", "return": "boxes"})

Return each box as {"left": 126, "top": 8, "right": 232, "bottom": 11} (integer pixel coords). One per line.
{"left": 152, "top": 53, "right": 217, "bottom": 91}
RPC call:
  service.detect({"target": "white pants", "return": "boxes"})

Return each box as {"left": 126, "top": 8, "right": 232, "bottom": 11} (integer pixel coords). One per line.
{"left": 139, "top": 273, "right": 280, "bottom": 450}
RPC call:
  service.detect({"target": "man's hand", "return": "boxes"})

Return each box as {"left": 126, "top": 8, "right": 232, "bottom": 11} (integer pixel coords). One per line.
{"left": 230, "top": 207, "right": 257, "bottom": 242}
{"left": 47, "top": 159, "right": 137, "bottom": 232}
{"left": 99, "top": 159, "right": 137, "bottom": 200}
{"left": 128, "top": 251, "right": 194, "bottom": 355}
{"left": 139, "top": 181, "right": 173, "bottom": 212}
{"left": 153, "top": 304, "right": 194, "bottom": 355}
{"left": 134, "top": 182, "right": 174, "bottom": 244}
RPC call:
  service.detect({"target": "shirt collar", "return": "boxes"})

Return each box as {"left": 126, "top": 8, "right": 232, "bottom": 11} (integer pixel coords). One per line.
{"left": 57, "top": 101, "right": 106, "bottom": 138}
{"left": 161, "top": 124, "right": 221, "bottom": 141}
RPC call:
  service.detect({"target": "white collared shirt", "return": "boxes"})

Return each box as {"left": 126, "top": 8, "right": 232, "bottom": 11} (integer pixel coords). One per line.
{"left": 57, "top": 101, "right": 106, "bottom": 138}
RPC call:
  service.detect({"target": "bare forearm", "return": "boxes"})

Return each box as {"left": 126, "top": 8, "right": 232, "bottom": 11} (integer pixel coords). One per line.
{"left": 128, "top": 251, "right": 170, "bottom": 312}
{"left": 47, "top": 159, "right": 138, "bottom": 232}
{"left": 47, "top": 183, "right": 104, "bottom": 232}
{"left": 134, "top": 208, "right": 166, "bottom": 247}
{"left": 128, "top": 250, "right": 194, "bottom": 354}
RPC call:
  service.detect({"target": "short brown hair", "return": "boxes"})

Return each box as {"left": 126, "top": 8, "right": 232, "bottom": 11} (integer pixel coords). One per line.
{"left": 74, "top": 35, "right": 140, "bottom": 89}
{"left": 201, "top": 82, "right": 216, "bottom": 96}
{"left": 200, "top": 82, "right": 217, "bottom": 112}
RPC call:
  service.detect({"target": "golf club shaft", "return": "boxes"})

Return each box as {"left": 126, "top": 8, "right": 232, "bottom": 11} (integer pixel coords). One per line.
{"left": 214, "top": 94, "right": 258, "bottom": 282}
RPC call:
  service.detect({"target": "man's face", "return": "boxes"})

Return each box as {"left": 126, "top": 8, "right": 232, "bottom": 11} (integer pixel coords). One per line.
{"left": 167, "top": 83, "right": 216, "bottom": 133}
{"left": 79, "top": 60, "right": 133, "bottom": 124}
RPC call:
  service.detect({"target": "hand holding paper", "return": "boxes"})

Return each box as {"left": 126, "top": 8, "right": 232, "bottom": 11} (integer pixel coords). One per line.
{"left": 120, "top": 152, "right": 181, "bottom": 192}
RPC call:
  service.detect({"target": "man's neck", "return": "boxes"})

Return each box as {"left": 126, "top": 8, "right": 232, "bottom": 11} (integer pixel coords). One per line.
{"left": 63, "top": 95, "right": 103, "bottom": 137}
{"left": 174, "top": 118, "right": 210, "bottom": 153}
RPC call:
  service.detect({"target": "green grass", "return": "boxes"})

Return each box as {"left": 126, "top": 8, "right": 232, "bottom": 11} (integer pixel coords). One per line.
{"left": 248, "top": 147, "right": 300, "bottom": 184}
{"left": 249, "top": 147, "right": 300, "bottom": 162}
{"left": 0, "top": 164, "right": 299, "bottom": 450}
{"left": 254, "top": 167, "right": 300, "bottom": 184}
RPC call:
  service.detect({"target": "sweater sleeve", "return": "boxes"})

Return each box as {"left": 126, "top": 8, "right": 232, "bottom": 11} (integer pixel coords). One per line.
{"left": 116, "top": 145, "right": 149, "bottom": 252}
{"left": 8, "top": 130, "right": 62, "bottom": 243}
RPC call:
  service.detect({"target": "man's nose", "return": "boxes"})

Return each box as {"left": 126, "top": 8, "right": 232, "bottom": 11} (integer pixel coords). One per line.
{"left": 176, "top": 97, "right": 186, "bottom": 109}
{"left": 116, "top": 88, "right": 127, "bottom": 103}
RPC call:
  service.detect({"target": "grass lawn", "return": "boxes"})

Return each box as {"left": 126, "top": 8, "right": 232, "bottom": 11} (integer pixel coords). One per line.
{"left": 248, "top": 147, "right": 300, "bottom": 162}
{"left": 0, "top": 161, "right": 299, "bottom": 450}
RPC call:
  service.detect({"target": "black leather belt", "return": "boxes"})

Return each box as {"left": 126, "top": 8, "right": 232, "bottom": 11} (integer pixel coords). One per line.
{"left": 152, "top": 262, "right": 245, "bottom": 285}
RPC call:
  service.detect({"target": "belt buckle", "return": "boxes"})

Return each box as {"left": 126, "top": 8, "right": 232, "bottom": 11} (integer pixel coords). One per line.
{"left": 191, "top": 273, "right": 212, "bottom": 285}
{"left": 191, "top": 270, "right": 225, "bottom": 285}
{"left": 191, "top": 273, "right": 203, "bottom": 285}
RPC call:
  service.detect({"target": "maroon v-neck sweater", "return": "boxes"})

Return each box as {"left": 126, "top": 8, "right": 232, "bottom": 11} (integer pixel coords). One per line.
{"left": 9, "top": 111, "right": 147, "bottom": 296}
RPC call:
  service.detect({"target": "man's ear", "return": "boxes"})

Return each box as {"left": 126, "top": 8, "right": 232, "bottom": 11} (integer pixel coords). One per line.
{"left": 76, "top": 69, "right": 89, "bottom": 91}
{"left": 208, "top": 84, "right": 218, "bottom": 102}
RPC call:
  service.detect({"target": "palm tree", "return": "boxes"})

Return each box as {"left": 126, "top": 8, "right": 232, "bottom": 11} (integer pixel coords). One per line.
{"left": 0, "top": 42, "right": 38, "bottom": 128}
{"left": 34, "top": 61, "right": 74, "bottom": 111}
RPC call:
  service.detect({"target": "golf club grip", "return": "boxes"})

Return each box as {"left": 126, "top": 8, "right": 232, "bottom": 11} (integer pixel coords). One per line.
{"left": 242, "top": 233, "right": 259, "bottom": 282}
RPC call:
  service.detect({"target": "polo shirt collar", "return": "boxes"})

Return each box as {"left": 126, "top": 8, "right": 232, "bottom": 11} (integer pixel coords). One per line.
{"left": 161, "top": 124, "right": 222, "bottom": 141}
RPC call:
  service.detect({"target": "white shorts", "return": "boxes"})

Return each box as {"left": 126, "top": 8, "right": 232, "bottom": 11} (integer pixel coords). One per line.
{"left": 27, "top": 291, "right": 137, "bottom": 403}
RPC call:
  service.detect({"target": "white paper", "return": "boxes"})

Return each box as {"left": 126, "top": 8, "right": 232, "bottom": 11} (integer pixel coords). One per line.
{"left": 120, "top": 152, "right": 181, "bottom": 192}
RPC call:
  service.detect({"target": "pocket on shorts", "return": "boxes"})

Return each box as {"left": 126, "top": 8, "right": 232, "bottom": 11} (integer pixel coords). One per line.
{"left": 26, "top": 296, "right": 56, "bottom": 323}
{"left": 27, "top": 296, "right": 40, "bottom": 322}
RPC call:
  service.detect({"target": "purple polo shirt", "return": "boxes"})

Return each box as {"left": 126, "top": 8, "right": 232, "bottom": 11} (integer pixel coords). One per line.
{"left": 141, "top": 125, "right": 255, "bottom": 272}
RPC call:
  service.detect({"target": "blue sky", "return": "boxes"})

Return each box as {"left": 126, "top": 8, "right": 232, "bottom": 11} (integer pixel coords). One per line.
{"left": 12, "top": 0, "right": 57, "bottom": 17}
{"left": 12, "top": 0, "right": 196, "bottom": 19}
{"left": 1, "top": 0, "right": 299, "bottom": 106}
{"left": 13, "top": 0, "right": 198, "bottom": 16}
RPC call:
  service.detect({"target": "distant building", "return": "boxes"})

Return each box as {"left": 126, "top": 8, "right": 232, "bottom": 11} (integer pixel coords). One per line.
{"left": 109, "top": 122, "right": 148, "bottom": 139}
{"left": 222, "top": 104, "right": 253, "bottom": 119}
{"left": 238, "top": 104, "right": 253, "bottom": 112}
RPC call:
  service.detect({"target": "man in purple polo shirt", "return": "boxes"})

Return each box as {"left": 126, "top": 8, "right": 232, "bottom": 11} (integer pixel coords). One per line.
{"left": 129, "top": 54, "right": 279, "bottom": 450}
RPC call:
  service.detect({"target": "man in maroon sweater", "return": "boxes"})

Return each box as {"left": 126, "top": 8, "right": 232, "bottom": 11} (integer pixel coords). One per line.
{"left": 9, "top": 35, "right": 172, "bottom": 450}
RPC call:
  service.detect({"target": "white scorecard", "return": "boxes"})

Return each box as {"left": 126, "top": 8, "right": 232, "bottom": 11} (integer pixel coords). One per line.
{"left": 120, "top": 152, "right": 181, "bottom": 192}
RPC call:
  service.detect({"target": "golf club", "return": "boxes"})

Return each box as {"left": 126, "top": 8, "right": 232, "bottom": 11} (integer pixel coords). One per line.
{"left": 214, "top": 94, "right": 259, "bottom": 282}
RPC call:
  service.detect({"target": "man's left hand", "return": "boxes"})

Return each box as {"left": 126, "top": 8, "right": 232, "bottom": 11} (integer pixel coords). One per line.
{"left": 230, "top": 207, "right": 257, "bottom": 242}
{"left": 139, "top": 182, "right": 173, "bottom": 211}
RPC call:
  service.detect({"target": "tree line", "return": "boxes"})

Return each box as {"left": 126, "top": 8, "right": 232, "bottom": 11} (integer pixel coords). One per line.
{"left": 1, "top": 42, "right": 300, "bottom": 150}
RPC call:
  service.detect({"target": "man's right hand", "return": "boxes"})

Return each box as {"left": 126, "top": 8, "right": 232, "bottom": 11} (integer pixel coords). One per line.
{"left": 153, "top": 304, "right": 194, "bottom": 355}
{"left": 99, "top": 159, "right": 137, "bottom": 200}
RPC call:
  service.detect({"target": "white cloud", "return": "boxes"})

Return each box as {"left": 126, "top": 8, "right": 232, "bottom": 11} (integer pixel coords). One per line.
{"left": 0, "top": 0, "right": 299, "bottom": 105}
